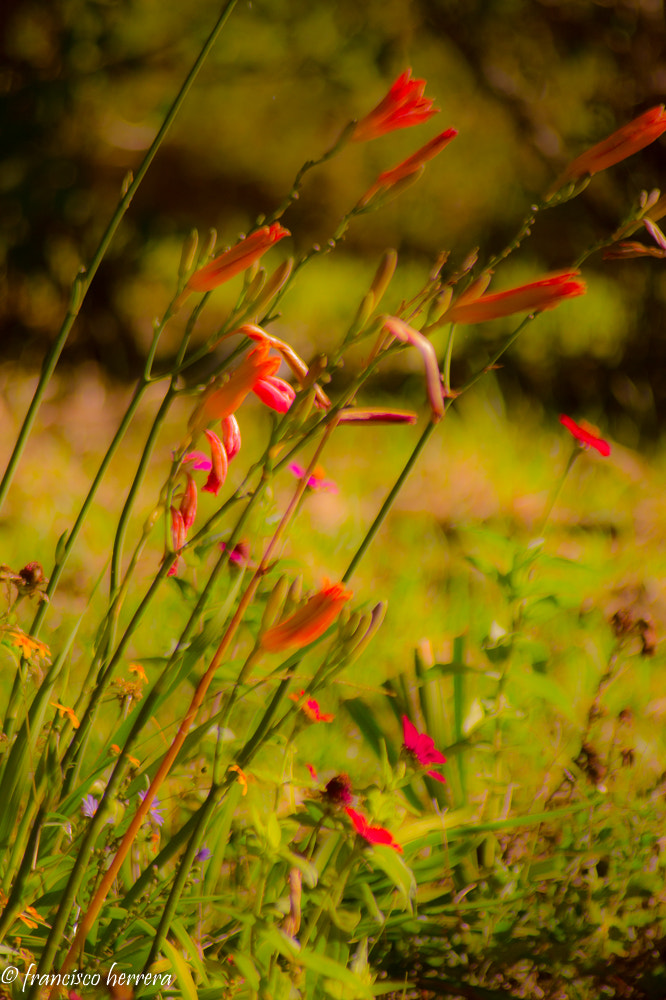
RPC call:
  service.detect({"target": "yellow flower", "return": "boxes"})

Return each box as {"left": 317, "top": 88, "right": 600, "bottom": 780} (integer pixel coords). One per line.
{"left": 51, "top": 702, "right": 80, "bottom": 729}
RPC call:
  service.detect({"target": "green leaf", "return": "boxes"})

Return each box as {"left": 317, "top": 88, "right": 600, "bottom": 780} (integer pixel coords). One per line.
{"left": 367, "top": 845, "right": 416, "bottom": 912}
{"left": 261, "top": 928, "right": 372, "bottom": 997}
{"left": 161, "top": 939, "right": 199, "bottom": 1000}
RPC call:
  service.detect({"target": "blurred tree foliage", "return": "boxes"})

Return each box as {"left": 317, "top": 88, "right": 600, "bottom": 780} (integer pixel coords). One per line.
{"left": 2, "top": 0, "right": 666, "bottom": 439}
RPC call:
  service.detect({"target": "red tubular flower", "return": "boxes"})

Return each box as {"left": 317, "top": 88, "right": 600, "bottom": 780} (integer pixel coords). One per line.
{"left": 221, "top": 414, "right": 242, "bottom": 461}
{"left": 444, "top": 271, "right": 586, "bottom": 325}
{"left": 261, "top": 581, "right": 353, "bottom": 652}
{"left": 252, "top": 374, "right": 296, "bottom": 413}
{"left": 192, "top": 341, "right": 282, "bottom": 430}
{"left": 549, "top": 106, "right": 666, "bottom": 194}
{"left": 184, "top": 224, "right": 290, "bottom": 294}
{"left": 345, "top": 807, "right": 402, "bottom": 852}
{"left": 288, "top": 689, "right": 335, "bottom": 723}
{"left": 351, "top": 69, "right": 438, "bottom": 143}
{"left": 168, "top": 507, "right": 187, "bottom": 576}
{"left": 359, "top": 128, "right": 457, "bottom": 206}
{"left": 402, "top": 716, "right": 447, "bottom": 783}
{"left": 202, "top": 429, "right": 228, "bottom": 496}
{"left": 559, "top": 414, "right": 611, "bottom": 456}
{"left": 179, "top": 474, "right": 198, "bottom": 531}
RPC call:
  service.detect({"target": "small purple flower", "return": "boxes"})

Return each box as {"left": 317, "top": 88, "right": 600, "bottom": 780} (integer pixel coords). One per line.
{"left": 81, "top": 794, "right": 98, "bottom": 818}
{"left": 138, "top": 789, "right": 165, "bottom": 827}
{"left": 194, "top": 847, "right": 212, "bottom": 863}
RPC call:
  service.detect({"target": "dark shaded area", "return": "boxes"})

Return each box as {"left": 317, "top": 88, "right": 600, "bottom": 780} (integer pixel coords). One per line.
{"left": 2, "top": 0, "right": 666, "bottom": 439}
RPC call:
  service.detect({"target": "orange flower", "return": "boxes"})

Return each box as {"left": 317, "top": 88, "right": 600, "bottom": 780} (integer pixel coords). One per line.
{"left": 184, "top": 224, "right": 290, "bottom": 295}
{"left": 444, "top": 271, "right": 586, "bottom": 325}
{"left": 359, "top": 128, "right": 457, "bottom": 206}
{"left": 352, "top": 69, "right": 438, "bottom": 143}
{"left": 190, "top": 341, "right": 282, "bottom": 431}
{"left": 51, "top": 701, "right": 80, "bottom": 729}
{"left": 261, "top": 581, "right": 353, "bottom": 652}
{"left": 549, "top": 106, "right": 666, "bottom": 195}
{"left": 228, "top": 764, "right": 248, "bottom": 795}
{"left": 110, "top": 743, "right": 141, "bottom": 766}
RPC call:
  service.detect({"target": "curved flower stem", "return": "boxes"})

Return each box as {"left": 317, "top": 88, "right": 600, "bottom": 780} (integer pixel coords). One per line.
{"left": 536, "top": 446, "right": 580, "bottom": 536}
{"left": 343, "top": 417, "right": 440, "bottom": 584}
{"left": 265, "top": 122, "right": 356, "bottom": 225}
{"left": 0, "top": 0, "right": 240, "bottom": 518}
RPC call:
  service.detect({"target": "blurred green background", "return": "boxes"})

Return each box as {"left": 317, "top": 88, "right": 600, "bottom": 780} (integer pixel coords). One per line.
{"left": 2, "top": 0, "right": 666, "bottom": 442}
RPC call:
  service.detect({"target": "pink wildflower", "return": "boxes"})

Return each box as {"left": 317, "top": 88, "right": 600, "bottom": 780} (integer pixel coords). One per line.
{"left": 289, "top": 689, "right": 335, "bottom": 723}
{"left": 288, "top": 462, "right": 338, "bottom": 493}
{"left": 221, "top": 414, "right": 242, "bottom": 460}
{"left": 402, "top": 715, "right": 447, "bottom": 783}
{"left": 252, "top": 374, "right": 296, "bottom": 413}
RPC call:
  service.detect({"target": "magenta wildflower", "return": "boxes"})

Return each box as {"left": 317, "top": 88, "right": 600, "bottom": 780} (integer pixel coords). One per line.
{"left": 288, "top": 462, "right": 338, "bottom": 493}
{"left": 195, "top": 846, "right": 212, "bottom": 862}
{"left": 219, "top": 540, "right": 251, "bottom": 566}
{"left": 559, "top": 414, "right": 611, "bottom": 457}
{"left": 402, "top": 715, "right": 447, "bottom": 783}
{"left": 345, "top": 806, "right": 403, "bottom": 852}
{"left": 252, "top": 374, "right": 296, "bottom": 413}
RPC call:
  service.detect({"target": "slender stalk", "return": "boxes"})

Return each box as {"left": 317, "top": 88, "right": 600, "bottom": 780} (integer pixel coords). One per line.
{"left": 343, "top": 418, "right": 439, "bottom": 584}
{"left": 109, "top": 382, "right": 177, "bottom": 600}
{"left": 144, "top": 781, "right": 225, "bottom": 970}
{"left": 58, "top": 422, "right": 337, "bottom": 972}
{"left": 0, "top": 0, "right": 240, "bottom": 516}
{"left": 32, "top": 380, "right": 149, "bottom": 637}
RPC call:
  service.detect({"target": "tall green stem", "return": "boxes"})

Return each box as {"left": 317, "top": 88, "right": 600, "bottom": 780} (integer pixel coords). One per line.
{"left": 343, "top": 418, "right": 439, "bottom": 584}
{"left": 0, "top": 0, "right": 240, "bottom": 516}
